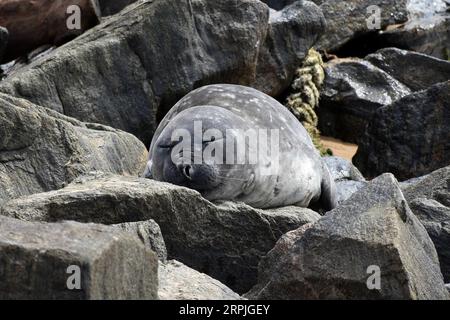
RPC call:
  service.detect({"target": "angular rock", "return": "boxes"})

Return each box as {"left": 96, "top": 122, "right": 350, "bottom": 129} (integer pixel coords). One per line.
{"left": 0, "top": 0, "right": 326, "bottom": 145}
{"left": 0, "top": 216, "right": 158, "bottom": 299}
{"left": 0, "top": 94, "right": 148, "bottom": 206}
{"left": 311, "top": 0, "right": 408, "bottom": 51}
{"left": 98, "top": 0, "right": 138, "bottom": 16}
{"left": 159, "top": 260, "right": 241, "bottom": 300}
{"left": 323, "top": 156, "right": 367, "bottom": 204}
{"left": 253, "top": 1, "right": 326, "bottom": 96}
{"left": 247, "top": 174, "right": 449, "bottom": 300}
{"left": 366, "top": 48, "right": 450, "bottom": 91}
{"left": 354, "top": 81, "right": 450, "bottom": 180}
{"left": 0, "top": 173, "right": 321, "bottom": 293}
{"left": 0, "top": 0, "right": 100, "bottom": 63}
{"left": 403, "top": 165, "right": 450, "bottom": 282}
{"left": 318, "top": 58, "right": 411, "bottom": 143}
{"left": 112, "top": 219, "right": 167, "bottom": 262}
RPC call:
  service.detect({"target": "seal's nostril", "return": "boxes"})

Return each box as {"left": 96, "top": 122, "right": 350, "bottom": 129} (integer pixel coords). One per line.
{"left": 182, "top": 165, "right": 192, "bottom": 180}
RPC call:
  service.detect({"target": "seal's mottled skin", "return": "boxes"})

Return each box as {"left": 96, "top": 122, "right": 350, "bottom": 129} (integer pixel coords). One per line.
{"left": 144, "top": 84, "right": 337, "bottom": 210}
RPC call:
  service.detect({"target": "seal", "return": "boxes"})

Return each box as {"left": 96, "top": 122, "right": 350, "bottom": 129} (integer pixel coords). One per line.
{"left": 144, "top": 84, "right": 337, "bottom": 210}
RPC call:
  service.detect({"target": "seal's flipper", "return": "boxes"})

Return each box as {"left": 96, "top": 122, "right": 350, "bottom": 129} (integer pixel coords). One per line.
{"left": 319, "top": 164, "right": 337, "bottom": 211}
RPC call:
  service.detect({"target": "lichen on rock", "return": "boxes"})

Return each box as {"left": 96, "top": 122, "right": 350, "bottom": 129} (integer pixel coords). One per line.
{"left": 285, "top": 48, "right": 331, "bottom": 155}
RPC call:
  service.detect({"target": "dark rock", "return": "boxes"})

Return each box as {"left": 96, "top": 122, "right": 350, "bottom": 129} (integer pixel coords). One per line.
{"left": 0, "top": 0, "right": 100, "bottom": 63}
{"left": 0, "top": 27, "right": 7, "bottom": 63}
{"left": 0, "top": 173, "right": 320, "bottom": 293}
{"left": 0, "top": 215, "right": 158, "bottom": 299}
{"left": 0, "top": 0, "right": 325, "bottom": 145}
{"left": 403, "top": 165, "right": 450, "bottom": 282}
{"left": 247, "top": 174, "right": 449, "bottom": 300}
{"left": 159, "top": 260, "right": 241, "bottom": 300}
{"left": 112, "top": 219, "right": 167, "bottom": 262}
{"left": 323, "top": 156, "right": 367, "bottom": 204}
{"left": 0, "top": 94, "right": 148, "bottom": 206}
{"left": 98, "top": 0, "right": 138, "bottom": 16}
{"left": 253, "top": 1, "right": 326, "bottom": 96}
{"left": 318, "top": 58, "right": 411, "bottom": 143}
{"left": 311, "top": 0, "right": 408, "bottom": 52}
{"left": 366, "top": 48, "right": 450, "bottom": 91}
{"left": 354, "top": 81, "right": 450, "bottom": 180}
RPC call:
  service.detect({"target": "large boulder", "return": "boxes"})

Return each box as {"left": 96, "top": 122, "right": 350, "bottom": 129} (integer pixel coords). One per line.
{"left": 311, "top": 0, "right": 408, "bottom": 52}
{"left": 318, "top": 58, "right": 411, "bottom": 143}
{"left": 0, "top": 0, "right": 324, "bottom": 146}
{"left": 0, "top": 173, "right": 320, "bottom": 293}
{"left": 354, "top": 81, "right": 450, "bottom": 180}
{"left": 158, "top": 260, "right": 241, "bottom": 300}
{"left": 247, "top": 174, "right": 449, "bottom": 300}
{"left": 366, "top": 48, "right": 450, "bottom": 91}
{"left": 252, "top": 1, "right": 326, "bottom": 96}
{"left": 0, "top": 0, "right": 101, "bottom": 63}
{"left": 0, "top": 93, "right": 148, "bottom": 206}
{"left": 403, "top": 166, "right": 450, "bottom": 283}
{"left": 0, "top": 216, "right": 158, "bottom": 299}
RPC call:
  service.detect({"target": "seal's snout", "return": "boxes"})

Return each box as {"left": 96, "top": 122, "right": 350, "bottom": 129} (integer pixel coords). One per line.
{"left": 175, "top": 162, "right": 219, "bottom": 190}
{"left": 178, "top": 164, "right": 194, "bottom": 180}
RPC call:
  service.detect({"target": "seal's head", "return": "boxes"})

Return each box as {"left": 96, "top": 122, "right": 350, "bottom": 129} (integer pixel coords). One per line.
{"left": 145, "top": 106, "right": 258, "bottom": 201}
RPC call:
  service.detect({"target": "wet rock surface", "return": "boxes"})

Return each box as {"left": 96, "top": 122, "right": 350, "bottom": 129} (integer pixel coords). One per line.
{"left": 0, "top": 216, "right": 158, "bottom": 299}
{"left": 247, "top": 174, "right": 449, "bottom": 300}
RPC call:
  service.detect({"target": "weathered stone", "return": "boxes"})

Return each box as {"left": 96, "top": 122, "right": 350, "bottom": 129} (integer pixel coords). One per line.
{"left": 403, "top": 165, "right": 450, "bottom": 282}
{"left": 0, "top": 0, "right": 100, "bottom": 63}
{"left": 318, "top": 58, "right": 411, "bottom": 143}
{"left": 311, "top": 0, "right": 408, "bottom": 52}
{"left": 0, "top": 173, "right": 320, "bottom": 293}
{"left": 0, "top": 94, "right": 148, "bottom": 206}
{"left": 253, "top": 1, "right": 326, "bottom": 96}
{"left": 366, "top": 48, "right": 450, "bottom": 91}
{"left": 247, "top": 174, "right": 449, "bottom": 300}
{"left": 159, "top": 260, "right": 241, "bottom": 300}
{"left": 354, "top": 81, "right": 450, "bottom": 180}
{"left": 0, "top": 216, "right": 158, "bottom": 299}
{"left": 112, "top": 219, "right": 167, "bottom": 262}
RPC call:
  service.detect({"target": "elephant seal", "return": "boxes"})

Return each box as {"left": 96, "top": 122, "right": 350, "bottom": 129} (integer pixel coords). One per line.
{"left": 144, "top": 84, "right": 337, "bottom": 210}
{"left": 0, "top": 0, "right": 100, "bottom": 62}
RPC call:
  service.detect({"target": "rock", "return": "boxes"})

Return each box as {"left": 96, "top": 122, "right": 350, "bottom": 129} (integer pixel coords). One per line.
{"left": 0, "top": 0, "right": 101, "bottom": 63}
{"left": 403, "top": 166, "right": 450, "bottom": 282}
{"left": 311, "top": 0, "right": 408, "bottom": 52}
{"left": 323, "top": 156, "right": 367, "bottom": 204}
{"left": 318, "top": 58, "right": 411, "bottom": 143}
{"left": 366, "top": 48, "right": 450, "bottom": 91}
{"left": 112, "top": 220, "right": 167, "bottom": 262}
{"left": 158, "top": 260, "right": 241, "bottom": 300}
{"left": 253, "top": 1, "right": 326, "bottom": 96}
{"left": 0, "top": 173, "right": 321, "bottom": 293}
{"left": 247, "top": 174, "right": 449, "bottom": 300}
{"left": 0, "top": 0, "right": 325, "bottom": 146}
{"left": 0, "top": 93, "right": 148, "bottom": 206}
{"left": 0, "top": 215, "right": 158, "bottom": 299}
{"left": 354, "top": 81, "right": 450, "bottom": 180}
{"left": 98, "top": 0, "right": 138, "bottom": 16}
{"left": 0, "top": 27, "right": 8, "bottom": 63}
{"left": 447, "top": 284, "right": 450, "bottom": 294}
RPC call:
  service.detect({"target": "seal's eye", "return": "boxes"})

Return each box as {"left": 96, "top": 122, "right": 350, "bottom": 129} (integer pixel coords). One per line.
{"left": 158, "top": 144, "right": 173, "bottom": 149}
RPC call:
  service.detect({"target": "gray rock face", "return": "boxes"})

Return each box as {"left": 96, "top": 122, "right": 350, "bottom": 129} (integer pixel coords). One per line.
{"left": 253, "top": 1, "right": 326, "bottom": 96}
{"left": 0, "top": 216, "right": 158, "bottom": 299}
{"left": 318, "top": 58, "right": 411, "bottom": 143}
{"left": 0, "top": 27, "right": 7, "bottom": 63}
{"left": 0, "top": 93, "right": 148, "bottom": 206}
{"left": 0, "top": 173, "right": 320, "bottom": 293}
{"left": 247, "top": 174, "right": 449, "bottom": 300}
{"left": 403, "top": 166, "right": 450, "bottom": 282}
{"left": 98, "top": 0, "right": 139, "bottom": 16}
{"left": 159, "top": 260, "right": 241, "bottom": 300}
{"left": 354, "top": 81, "right": 450, "bottom": 180}
{"left": 112, "top": 220, "right": 167, "bottom": 262}
{"left": 0, "top": 0, "right": 324, "bottom": 146}
{"left": 366, "top": 48, "right": 450, "bottom": 91}
{"left": 311, "top": 0, "right": 408, "bottom": 51}
{"left": 323, "top": 156, "right": 367, "bottom": 204}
